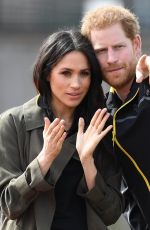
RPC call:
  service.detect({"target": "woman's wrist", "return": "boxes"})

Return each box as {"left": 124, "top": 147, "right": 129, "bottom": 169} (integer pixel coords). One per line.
{"left": 80, "top": 156, "right": 97, "bottom": 190}
{"left": 37, "top": 151, "right": 55, "bottom": 176}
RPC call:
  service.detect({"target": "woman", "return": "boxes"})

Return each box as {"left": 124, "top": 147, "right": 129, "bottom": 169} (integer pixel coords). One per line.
{"left": 0, "top": 30, "right": 124, "bottom": 230}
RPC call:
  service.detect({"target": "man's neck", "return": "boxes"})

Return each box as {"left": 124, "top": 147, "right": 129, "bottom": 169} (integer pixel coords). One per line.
{"left": 115, "top": 88, "right": 129, "bottom": 102}
{"left": 115, "top": 81, "right": 134, "bottom": 102}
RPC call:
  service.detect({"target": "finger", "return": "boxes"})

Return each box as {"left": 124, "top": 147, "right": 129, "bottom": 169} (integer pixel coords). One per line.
{"left": 45, "top": 118, "right": 60, "bottom": 135}
{"left": 97, "top": 112, "right": 110, "bottom": 133}
{"left": 145, "top": 56, "right": 150, "bottom": 85}
{"left": 138, "top": 54, "right": 147, "bottom": 66}
{"left": 43, "top": 117, "right": 51, "bottom": 133}
{"left": 136, "top": 70, "right": 144, "bottom": 83}
{"left": 99, "top": 125, "right": 113, "bottom": 139}
{"left": 53, "top": 124, "right": 66, "bottom": 143}
{"left": 90, "top": 109, "right": 101, "bottom": 126}
{"left": 136, "top": 54, "right": 147, "bottom": 83}
{"left": 57, "top": 132, "right": 67, "bottom": 147}
{"left": 78, "top": 117, "right": 85, "bottom": 135}
{"left": 145, "top": 56, "right": 150, "bottom": 67}
{"left": 94, "top": 108, "right": 107, "bottom": 128}
{"left": 60, "top": 119, "right": 65, "bottom": 126}
{"left": 50, "top": 120, "right": 65, "bottom": 139}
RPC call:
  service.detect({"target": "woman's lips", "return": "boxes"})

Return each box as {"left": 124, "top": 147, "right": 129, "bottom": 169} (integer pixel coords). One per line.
{"left": 66, "top": 93, "right": 82, "bottom": 99}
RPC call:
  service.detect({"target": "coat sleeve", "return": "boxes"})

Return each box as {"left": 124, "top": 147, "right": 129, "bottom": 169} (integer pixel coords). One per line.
{"left": 77, "top": 134, "right": 125, "bottom": 226}
{"left": 0, "top": 111, "right": 51, "bottom": 220}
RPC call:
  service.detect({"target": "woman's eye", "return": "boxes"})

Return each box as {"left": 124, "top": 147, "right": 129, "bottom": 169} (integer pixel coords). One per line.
{"left": 80, "top": 71, "right": 91, "bottom": 77}
{"left": 61, "top": 71, "right": 71, "bottom": 76}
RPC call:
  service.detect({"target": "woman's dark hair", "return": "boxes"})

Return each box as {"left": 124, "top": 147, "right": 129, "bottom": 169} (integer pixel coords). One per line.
{"left": 33, "top": 29, "right": 105, "bottom": 125}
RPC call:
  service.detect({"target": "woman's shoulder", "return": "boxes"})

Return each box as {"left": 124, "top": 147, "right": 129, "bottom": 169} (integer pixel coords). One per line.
{"left": 0, "top": 96, "right": 43, "bottom": 130}
{"left": 0, "top": 96, "right": 38, "bottom": 119}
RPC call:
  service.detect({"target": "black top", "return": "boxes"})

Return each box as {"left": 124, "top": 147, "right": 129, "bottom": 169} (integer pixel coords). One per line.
{"left": 51, "top": 157, "right": 87, "bottom": 230}
{"left": 38, "top": 96, "right": 88, "bottom": 230}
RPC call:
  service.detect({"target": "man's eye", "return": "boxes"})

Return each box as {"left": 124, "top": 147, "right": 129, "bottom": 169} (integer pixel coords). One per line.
{"left": 115, "top": 45, "right": 124, "bottom": 49}
{"left": 96, "top": 49, "right": 107, "bottom": 55}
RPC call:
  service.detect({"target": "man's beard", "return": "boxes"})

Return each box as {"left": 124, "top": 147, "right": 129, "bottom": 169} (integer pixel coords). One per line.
{"left": 102, "top": 62, "right": 136, "bottom": 90}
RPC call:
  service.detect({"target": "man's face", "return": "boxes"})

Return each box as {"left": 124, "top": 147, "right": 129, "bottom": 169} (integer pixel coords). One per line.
{"left": 90, "top": 23, "right": 141, "bottom": 91}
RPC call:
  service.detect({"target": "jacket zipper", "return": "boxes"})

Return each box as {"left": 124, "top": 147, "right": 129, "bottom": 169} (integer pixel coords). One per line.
{"left": 112, "top": 88, "right": 150, "bottom": 192}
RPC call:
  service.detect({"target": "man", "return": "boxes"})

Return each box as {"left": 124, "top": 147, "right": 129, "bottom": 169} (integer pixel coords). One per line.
{"left": 81, "top": 5, "right": 150, "bottom": 230}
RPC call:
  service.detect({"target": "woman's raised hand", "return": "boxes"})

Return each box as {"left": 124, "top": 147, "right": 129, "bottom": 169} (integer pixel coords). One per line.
{"left": 76, "top": 108, "right": 112, "bottom": 163}
{"left": 37, "top": 117, "right": 67, "bottom": 175}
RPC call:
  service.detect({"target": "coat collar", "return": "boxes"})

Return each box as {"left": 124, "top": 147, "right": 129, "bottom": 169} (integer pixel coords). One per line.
{"left": 106, "top": 78, "right": 139, "bottom": 113}
{"left": 23, "top": 95, "right": 44, "bottom": 131}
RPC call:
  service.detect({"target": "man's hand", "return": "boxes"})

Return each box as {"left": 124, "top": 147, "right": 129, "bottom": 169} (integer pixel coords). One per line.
{"left": 136, "top": 54, "right": 150, "bottom": 84}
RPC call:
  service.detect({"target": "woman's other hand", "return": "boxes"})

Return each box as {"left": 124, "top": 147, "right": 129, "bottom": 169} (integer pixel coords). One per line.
{"left": 76, "top": 108, "right": 112, "bottom": 190}
{"left": 37, "top": 117, "right": 67, "bottom": 175}
{"left": 76, "top": 108, "right": 112, "bottom": 163}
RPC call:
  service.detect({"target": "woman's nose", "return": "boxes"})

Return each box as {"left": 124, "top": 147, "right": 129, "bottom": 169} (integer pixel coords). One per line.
{"left": 70, "top": 76, "right": 81, "bottom": 88}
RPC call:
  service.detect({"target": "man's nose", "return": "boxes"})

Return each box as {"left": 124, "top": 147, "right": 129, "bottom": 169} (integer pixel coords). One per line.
{"left": 107, "top": 49, "right": 118, "bottom": 64}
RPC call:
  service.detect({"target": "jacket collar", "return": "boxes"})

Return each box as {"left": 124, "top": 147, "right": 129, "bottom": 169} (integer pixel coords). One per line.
{"left": 23, "top": 95, "right": 78, "bottom": 147}
{"left": 106, "top": 78, "right": 139, "bottom": 113}
{"left": 23, "top": 95, "right": 44, "bottom": 131}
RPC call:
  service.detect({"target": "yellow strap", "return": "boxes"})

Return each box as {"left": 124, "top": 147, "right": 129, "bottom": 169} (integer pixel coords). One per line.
{"left": 115, "top": 138, "right": 150, "bottom": 192}
{"left": 112, "top": 88, "right": 150, "bottom": 192}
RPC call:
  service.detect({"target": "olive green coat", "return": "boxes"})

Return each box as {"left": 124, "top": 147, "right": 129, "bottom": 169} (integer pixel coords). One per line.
{"left": 0, "top": 96, "right": 124, "bottom": 230}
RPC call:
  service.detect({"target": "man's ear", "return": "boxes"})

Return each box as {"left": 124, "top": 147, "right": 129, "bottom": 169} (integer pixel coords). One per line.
{"left": 133, "top": 34, "right": 142, "bottom": 58}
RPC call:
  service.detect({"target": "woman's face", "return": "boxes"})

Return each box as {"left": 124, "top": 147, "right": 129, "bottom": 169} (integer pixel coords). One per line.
{"left": 47, "top": 51, "right": 91, "bottom": 111}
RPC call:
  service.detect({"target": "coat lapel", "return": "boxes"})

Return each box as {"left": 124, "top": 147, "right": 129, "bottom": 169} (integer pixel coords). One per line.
{"left": 50, "top": 133, "right": 77, "bottom": 183}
